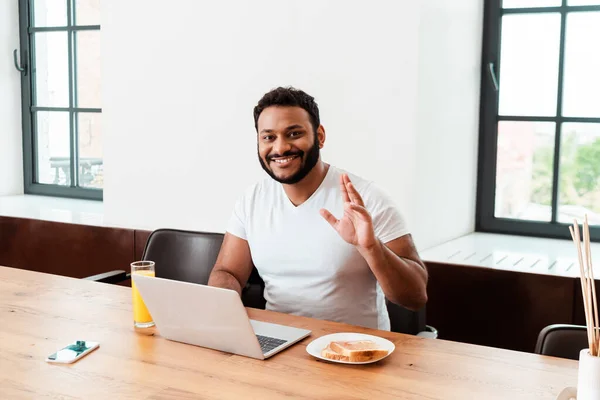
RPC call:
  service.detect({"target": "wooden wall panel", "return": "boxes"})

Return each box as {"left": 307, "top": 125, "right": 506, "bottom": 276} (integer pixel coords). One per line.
{"left": 572, "top": 279, "right": 599, "bottom": 326}
{"left": 0, "top": 216, "right": 135, "bottom": 279}
{"left": 426, "top": 262, "right": 575, "bottom": 353}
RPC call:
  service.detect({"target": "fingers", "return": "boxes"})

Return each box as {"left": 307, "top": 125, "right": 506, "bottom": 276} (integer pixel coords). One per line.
{"left": 343, "top": 174, "right": 365, "bottom": 207}
{"left": 320, "top": 208, "right": 339, "bottom": 227}
{"left": 344, "top": 202, "right": 372, "bottom": 222}
{"left": 340, "top": 175, "right": 351, "bottom": 203}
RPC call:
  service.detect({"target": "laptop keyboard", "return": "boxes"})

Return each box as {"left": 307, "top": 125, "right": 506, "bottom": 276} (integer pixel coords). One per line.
{"left": 256, "top": 334, "right": 287, "bottom": 354}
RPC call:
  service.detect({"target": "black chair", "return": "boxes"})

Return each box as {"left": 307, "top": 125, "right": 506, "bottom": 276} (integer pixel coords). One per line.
{"left": 535, "top": 324, "right": 588, "bottom": 360}
{"left": 84, "top": 229, "right": 266, "bottom": 309}
{"left": 387, "top": 301, "right": 428, "bottom": 336}
{"left": 85, "top": 228, "right": 431, "bottom": 335}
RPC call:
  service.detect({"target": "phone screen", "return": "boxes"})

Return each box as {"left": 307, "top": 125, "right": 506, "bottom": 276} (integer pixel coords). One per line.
{"left": 46, "top": 340, "right": 99, "bottom": 363}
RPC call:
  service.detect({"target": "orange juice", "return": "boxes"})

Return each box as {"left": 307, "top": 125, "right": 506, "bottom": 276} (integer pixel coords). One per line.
{"left": 132, "top": 269, "right": 154, "bottom": 325}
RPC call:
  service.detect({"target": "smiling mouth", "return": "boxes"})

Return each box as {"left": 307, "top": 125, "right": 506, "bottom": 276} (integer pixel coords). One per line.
{"left": 270, "top": 155, "right": 299, "bottom": 166}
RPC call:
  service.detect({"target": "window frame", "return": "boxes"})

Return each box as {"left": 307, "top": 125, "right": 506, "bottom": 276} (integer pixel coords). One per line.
{"left": 17, "top": 0, "right": 103, "bottom": 201}
{"left": 476, "top": 0, "right": 600, "bottom": 241}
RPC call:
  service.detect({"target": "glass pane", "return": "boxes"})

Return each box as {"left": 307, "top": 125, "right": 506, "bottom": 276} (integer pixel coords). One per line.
{"left": 78, "top": 113, "right": 103, "bottom": 189}
{"left": 33, "top": 0, "right": 67, "bottom": 27}
{"left": 568, "top": 0, "right": 600, "bottom": 5}
{"left": 503, "top": 0, "right": 561, "bottom": 7}
{"left": 495, "top": 121, "right": 556, "bottom": 221}
{"left": 34, "top": 32, "right": 69, "bottom": 107}
{"left": 498, "top": 14, "right": 561, "bottom": 117}
{"left": 75, "top": 0, "right": 100, "bottom": 25}
{"left": 76, "top": 31, "right": 101, "bottom": 108}
{"left": 558, "top": 123, "right": 600, "bottom": 225}
{"left": 36, "top": 112, "right": 71, "bottom": 186}
{"left": 562, "top": 12, "right": 600, "bottom": 118}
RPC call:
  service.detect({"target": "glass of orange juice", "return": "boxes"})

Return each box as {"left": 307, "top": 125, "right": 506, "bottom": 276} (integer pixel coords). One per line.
{"left": 131, "top": 261, "right": 155, "bottom": 329}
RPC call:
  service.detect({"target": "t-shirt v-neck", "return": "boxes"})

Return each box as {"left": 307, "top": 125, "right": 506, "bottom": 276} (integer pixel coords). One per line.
{"left": 279, "top": 165, "right": 334, "bottom": 211}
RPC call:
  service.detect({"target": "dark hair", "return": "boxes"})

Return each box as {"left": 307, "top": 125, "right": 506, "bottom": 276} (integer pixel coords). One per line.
{"left": 253, "top": 86, "right": 320, "bottom": 133}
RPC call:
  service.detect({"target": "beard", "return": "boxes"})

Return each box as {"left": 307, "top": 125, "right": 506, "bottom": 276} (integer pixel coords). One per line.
{"left": 258, "top": 136, "right": 320, "bottom": 185}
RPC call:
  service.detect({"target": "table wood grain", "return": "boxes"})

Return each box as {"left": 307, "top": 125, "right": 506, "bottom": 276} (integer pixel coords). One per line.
{"left": 0, "top": 266, "right": 578, "bottom": 399}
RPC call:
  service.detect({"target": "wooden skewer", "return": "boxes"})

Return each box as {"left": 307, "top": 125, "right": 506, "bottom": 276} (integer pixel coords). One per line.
{"left": 586, "top": 253, "right": 596, "bottom": 356}
{"left": 580, "top": 220, "right": 594, "bottom": 356}
{"left": 584, "top": 222, "right": 600, "bottom": 356}
{"left": 571, "top": 223, "right": 594, "bottom": 355}
{"left": 584, "top": 216, "right": 599, "bottom": 357}
{"left": 581, "top": 224, "right": 597, "bottom": 356}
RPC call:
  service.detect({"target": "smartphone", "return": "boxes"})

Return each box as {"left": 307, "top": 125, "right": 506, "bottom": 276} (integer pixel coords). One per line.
{"left": 45, "top": 340, "right": 99, "bottom": 364}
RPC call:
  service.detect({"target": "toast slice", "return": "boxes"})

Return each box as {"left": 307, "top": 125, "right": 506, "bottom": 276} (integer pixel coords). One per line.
{"left": 321, "top": 344, "right": 349, "bottom": 361}
{"left": 329, "top": 340, "right": 389, "bottom": 362}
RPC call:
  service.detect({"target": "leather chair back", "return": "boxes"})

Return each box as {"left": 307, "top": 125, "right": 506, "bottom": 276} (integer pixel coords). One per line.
{"left": 143, "top": 229, "right": 224, "bottom": 286}
{"left": 535, "top": 324, "right": 588, "bottom": 360}
{"left": 142, "top": 229, "right": 266, "bottom": 308}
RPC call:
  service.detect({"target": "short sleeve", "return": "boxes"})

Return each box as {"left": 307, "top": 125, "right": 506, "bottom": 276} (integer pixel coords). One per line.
{"left": 364, "top": 182, "right": 410, "bottom": 244}
{"left": 226, "top": 195, "right": 248, "bottom": 240}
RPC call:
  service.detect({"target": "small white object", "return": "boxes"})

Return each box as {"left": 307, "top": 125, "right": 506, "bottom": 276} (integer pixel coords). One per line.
{"left": 306, "top": 332, "right": 395, "bottom": 365}
{"left": 577, "top": 349, "right": 600, "bottom": 399}
{"left": 556, "top": 386, "right": 577, "bottom": 400}
{"left": 416, "top": 325, "right": 438, "bottom": 339}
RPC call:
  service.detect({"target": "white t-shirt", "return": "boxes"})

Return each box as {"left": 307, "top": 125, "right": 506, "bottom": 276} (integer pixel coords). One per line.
{"left": 226, "top": 165, "right": 409, "bottom": 330}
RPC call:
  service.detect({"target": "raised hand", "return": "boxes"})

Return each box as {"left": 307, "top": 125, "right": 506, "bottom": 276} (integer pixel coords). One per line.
{"left": 319, "top": 174, "right": 377, "bottom": 250}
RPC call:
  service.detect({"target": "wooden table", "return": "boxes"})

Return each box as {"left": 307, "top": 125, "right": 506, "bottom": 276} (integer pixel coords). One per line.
{"left": 0, "top": 266, "right": 578, "bottom": 399}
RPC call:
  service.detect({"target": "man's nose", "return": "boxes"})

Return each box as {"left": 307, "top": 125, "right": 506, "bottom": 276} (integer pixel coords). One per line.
{"left": 272, "top": 137, "right": 292, "bottom": 156}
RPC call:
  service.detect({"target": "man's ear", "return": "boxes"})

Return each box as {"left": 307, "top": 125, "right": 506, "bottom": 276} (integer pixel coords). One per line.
{"left": 317, "top": 125, "right": 326, "bottom": 149}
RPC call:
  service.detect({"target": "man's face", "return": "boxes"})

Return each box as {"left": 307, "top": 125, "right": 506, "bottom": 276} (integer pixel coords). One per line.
{"left": 257, "top": 106, "right": 323, "bottom": 185}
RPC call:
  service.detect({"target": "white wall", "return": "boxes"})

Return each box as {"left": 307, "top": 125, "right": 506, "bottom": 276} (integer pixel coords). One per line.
{"left": 101, "top": 0, "right": 420, "bottom": 232}
{"left": 412, "top": 1, "right": 484, "bottom": 249}
{"left": 102, "top": 0, "right": 483, "bottom": 250}
{"left": 0, "top": 1, "right": 24, "bottom": 196}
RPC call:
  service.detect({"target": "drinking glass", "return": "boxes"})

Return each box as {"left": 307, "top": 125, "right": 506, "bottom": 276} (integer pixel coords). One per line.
{"left": 131, "top": 261, "right": 155, "bottom": 329}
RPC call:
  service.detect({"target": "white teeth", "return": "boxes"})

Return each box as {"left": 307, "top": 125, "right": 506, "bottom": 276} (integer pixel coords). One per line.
{"left": 273, "top": 156, "right": 296, "bottom": 164}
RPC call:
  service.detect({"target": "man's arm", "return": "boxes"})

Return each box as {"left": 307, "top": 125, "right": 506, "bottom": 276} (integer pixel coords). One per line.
{"left": 208, "top": 232, "right": 254, "bottom": 296}
{"left": 320, "top": 173, "right": 428, "bottom": 311}
{"left": 357, "top": 234, "right": 428, "bottom": 311}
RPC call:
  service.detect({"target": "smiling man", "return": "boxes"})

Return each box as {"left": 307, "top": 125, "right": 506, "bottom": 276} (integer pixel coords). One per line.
{"left": 207, "top": 87, "right": 428, "bottom": 330}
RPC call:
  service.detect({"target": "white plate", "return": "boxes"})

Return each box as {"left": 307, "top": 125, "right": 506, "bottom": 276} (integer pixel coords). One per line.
{"left": 306, "top": 332, "right": 395, "bottom": 365}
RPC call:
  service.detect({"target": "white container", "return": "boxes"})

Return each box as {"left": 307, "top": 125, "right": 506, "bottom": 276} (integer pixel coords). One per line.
{"left": 578, "top": 349, "right": 600, "bottom": 399}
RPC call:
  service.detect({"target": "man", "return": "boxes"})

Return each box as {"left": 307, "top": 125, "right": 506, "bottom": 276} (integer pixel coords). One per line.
{"left": 208, "top": 87, "right": 427, "bottom": 330}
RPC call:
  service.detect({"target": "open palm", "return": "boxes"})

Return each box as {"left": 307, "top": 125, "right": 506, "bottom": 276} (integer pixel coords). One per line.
{"left": 320, "top": 174, "right": 377, "bottom": 250}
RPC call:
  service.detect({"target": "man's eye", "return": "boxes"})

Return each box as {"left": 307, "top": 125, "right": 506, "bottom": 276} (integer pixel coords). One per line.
{"left": 289, "top": 131, "right": 302, "bottom": 137}
{"left": 263, "top": 135, "right": 274, "bottom": 141}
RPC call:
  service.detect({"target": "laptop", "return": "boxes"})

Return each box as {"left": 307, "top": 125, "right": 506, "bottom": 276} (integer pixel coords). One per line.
{"left": 131, "top": 274, "right": 311, "bottom": 359}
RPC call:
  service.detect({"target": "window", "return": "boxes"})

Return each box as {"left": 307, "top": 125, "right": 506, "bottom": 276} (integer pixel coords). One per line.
{"left": 17, "top": 0, "right": 102, "bottom": 200}
{"left": 477, "top": 0, "right": 600, "bottom": 240}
